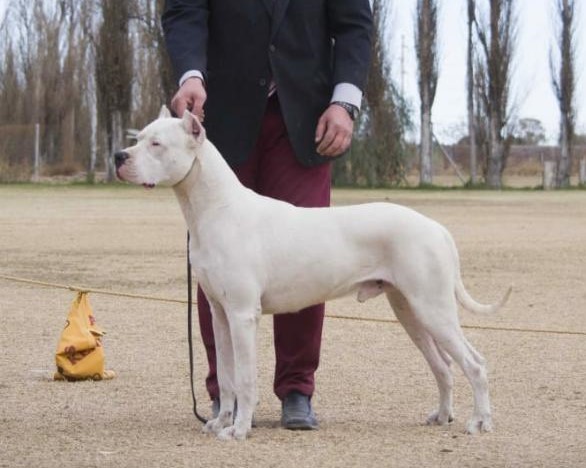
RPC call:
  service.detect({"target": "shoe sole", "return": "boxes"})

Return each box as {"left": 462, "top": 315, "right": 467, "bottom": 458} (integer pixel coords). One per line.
{"left": 282, "top": 420, "right": 319, "bottom": 430}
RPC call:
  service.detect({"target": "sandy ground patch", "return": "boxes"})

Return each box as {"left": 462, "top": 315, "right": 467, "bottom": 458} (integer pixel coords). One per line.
{"left": 1, "top": 186, "right": 585, "bottom": 467}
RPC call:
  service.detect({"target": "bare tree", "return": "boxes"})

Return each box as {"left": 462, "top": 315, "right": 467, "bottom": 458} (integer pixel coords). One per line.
{"left": 96, "top": 0, "right": 133, "bottom": 181}
{"left": 0, "top": 0, "right": 92, "bottom": 178}
{"left": 361, "top": 0, "right": 407, "bottom": 186}
{"left": 78, "top": 0, "right": 100, "bottom": 182}
{"left": 473, "top": 60, "right": 490, "bottom": 176}
{"left": 155, "top": 0, "right": 177, "bottom": 104}
{"left": 58, "top": 0, "right": 84, "bottom": 169}
{"left": 21, "top": 1, "right": 64, "bottom": 164}
{"left": 415, "top": 0, "right": 439, "bottom": 185}
{"left": 2, "top": 0, "right": 407, "bottom": 185}
{"left": 0, "top": 0, "right": 176, "bottom": 182}
{"left": 130, "top": 0, "right": 176, "bottom": 127}
{"left": 475, "top": 0, "right": 517, "bottom": 189}
{"left": 550, "top": 0, "right": 577, "bottom": 188}
{"left": 0, "top": 46, "right": 21, "bottom": 124}
{"left": 334, "top": 0, "right": 408, "bottom": 187}
{"left": 467, "top": 0, "right": 478, "bottom": 184}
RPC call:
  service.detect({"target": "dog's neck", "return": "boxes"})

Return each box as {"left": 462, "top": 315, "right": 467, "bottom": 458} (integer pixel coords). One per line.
{"left": 173, "top": 139, "right": 245, "bottom": 230}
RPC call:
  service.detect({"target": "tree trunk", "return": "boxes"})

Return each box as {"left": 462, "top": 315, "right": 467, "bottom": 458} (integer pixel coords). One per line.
{"left": 96, "top": 0, "right": 132, "bottom": 183}
{"left": 551, "top": 0, "right": 576, "bottom": 189}
{"left": 475, "top": 0, "right": 516, "bottom": 189}
{"left": 467, "top": 98, "right": 477, "bottom": 184}
{"left": 467, "top": 0, "right": 477, "bottom": 184}
{"left": 61, "top": 106, "right": 75, "bottom": 168}
{"left": 557, "top": 120, "right": 571, "bottom": 188}
{"left": 416, "top": 0, "right": 438, "bottom": 186}
{"left": 543, "top": 161, "right": 556, "bottom": 190}
{"left": 419, "top": 104, "right": 433, "bottom": 184}
{"left": 487, "top": 112, "right": 503, "bottom": 189}
{"left": 106, "top": 110, "right": 122, "bottom": 182}
{"left": 32, "top": 123, "right": 40, "bottom": 182}
{"left": 87, "top": 56, "right": 98, "bottom": 184}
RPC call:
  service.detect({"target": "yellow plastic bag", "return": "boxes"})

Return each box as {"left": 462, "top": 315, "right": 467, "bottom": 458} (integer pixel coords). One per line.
{"left": 54, "top": 292, "right": 115, "bottom": 381}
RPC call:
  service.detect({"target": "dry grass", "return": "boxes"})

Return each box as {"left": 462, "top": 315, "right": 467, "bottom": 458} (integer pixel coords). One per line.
{"left": 1, "top": 185, "right": 585, "bottom": 468}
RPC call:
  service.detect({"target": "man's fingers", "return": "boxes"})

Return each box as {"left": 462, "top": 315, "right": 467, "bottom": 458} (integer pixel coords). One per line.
{"left": 172, "top": 98, "right": 188, "bottom": 117}
{"left": 317, "top": 125, "right": 336, "bottom": 154}
{"left": 170, "top": 78, "right": 207, "bottom": 118}
{"left": 172, "top": 98, "right": 206, "bottom": 123}
{"left": 318, "top": 122, "right": 353, "bottom": 156}
{"left": 333, "top": 135, "right": 352, "bottom": 156}
{"left": 315, "top": 116, "right": 326, "bottom": 143}
{"left": 321, "top": 131, "right": 348, "bottom": 157}
{"left": 331, "top": 134, "right": 350, "bottom": 156}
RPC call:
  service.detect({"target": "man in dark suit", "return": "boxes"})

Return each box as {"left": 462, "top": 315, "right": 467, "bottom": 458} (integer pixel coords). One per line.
{"left": 162, "top": 0, "right": 372, "bottom": 430}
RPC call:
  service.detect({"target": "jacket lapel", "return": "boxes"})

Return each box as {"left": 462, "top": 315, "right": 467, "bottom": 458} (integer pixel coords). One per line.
{"left": 261, "top": 0, "right": 274, "bottom": 14}
{"left": 270, "top": 0, "right": 290, "bottom": 39}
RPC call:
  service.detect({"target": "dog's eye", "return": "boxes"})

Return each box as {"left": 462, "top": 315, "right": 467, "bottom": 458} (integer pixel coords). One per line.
{"left": 151, "top": 141, "right": 161, "bottom": 147}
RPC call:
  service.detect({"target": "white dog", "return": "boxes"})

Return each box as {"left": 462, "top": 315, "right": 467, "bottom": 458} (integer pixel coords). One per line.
{"left": 115, "top": 106, "right": 511, "bottom": 441}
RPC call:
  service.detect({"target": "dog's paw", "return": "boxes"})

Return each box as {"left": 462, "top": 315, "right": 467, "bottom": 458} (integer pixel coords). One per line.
{"left": 202, "top": 418, "right": 226, "bottom": 435}
{"left": 465, "top": 414, "right": 493, "bottom": 434}
{"left": 217, "top": 425, "right": 248, "bottom": 441}
{"left": 426, "top": 409, "right": 454, "bottom": 426}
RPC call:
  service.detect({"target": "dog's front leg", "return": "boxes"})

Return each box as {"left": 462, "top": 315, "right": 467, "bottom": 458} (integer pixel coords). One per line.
{"left": 202, "top": 301, "right": 236, "bottom": 436}
{"left": 216, "top": 309, "right": 259, "bottom": 441}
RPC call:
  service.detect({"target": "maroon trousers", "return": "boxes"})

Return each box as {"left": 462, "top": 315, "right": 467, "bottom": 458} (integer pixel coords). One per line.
{"left": 198, "top": 96, "right": 332, "bottom": 400}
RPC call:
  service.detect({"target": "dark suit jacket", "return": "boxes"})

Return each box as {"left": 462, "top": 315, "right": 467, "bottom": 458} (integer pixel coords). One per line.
{"left": 162, "top": 0, "right": 372, "bottom": 167}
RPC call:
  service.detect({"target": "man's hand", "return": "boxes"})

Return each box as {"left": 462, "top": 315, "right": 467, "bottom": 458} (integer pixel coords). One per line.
{"left": 315, "top": 104, "right": 354, "bottom": 157}
{"left": 170, "top": 77, "right": 207, "bottom": 120}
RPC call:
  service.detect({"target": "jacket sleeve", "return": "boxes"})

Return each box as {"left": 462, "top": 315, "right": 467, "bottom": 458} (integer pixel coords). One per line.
{"left": 327, "top": 0, "right": 373, "bottom": 92}
{"left": 161, "top": 0, "right": 209, "bottom": 82}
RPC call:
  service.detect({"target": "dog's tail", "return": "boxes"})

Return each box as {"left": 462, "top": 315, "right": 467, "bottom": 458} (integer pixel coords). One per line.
{"left": 444, "top": 228, "right": 513, "bottom": 315}
{"left": 456, "top": 276, "right": 512, "bottom": 315}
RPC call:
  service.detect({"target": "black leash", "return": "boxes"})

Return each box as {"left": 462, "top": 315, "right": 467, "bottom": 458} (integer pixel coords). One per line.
{"left": 187, "top": 231, "right": 208, "bottom": 424}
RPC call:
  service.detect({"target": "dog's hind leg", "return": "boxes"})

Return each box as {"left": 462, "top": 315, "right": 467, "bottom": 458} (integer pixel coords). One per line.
{"left": 202, "top": 300, "right": 237, "bottom": 436}
{"left": 408, "top": 296, "right": 492, "bottom": 434}
{"left": 436, "top": 330, "right": 491, "bottom": 434}
{"left": 386, "top": 288, "right": 454, "bottom": 426}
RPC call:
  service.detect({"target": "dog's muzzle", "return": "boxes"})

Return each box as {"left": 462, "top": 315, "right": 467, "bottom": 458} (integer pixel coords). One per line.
{"left": 114, "top": 151, "right": 129, "bottom": 169}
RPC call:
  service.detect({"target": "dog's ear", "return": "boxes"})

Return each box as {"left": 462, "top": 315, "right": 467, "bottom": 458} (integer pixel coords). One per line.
{"left": 158, "top": 105, "right": 172, "bottom": 119}
{"left": 181, "top": 110, "right": 206, "bottom": 143}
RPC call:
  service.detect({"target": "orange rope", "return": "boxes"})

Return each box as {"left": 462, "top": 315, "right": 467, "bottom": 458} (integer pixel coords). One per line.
{"left": 1, "top": 273, "right": 585, "bottom": 337}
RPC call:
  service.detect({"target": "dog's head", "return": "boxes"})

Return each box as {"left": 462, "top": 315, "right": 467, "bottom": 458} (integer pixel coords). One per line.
{"left": 115, "top": 106, "right": 206, "bottom": 188}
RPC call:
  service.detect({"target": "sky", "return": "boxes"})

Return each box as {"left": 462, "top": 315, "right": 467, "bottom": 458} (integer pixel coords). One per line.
{"left": 390, "top": 0, "right": 585, "bottom": 143}
{"left": 0, "top": 0, "right": 584, "bottom": 144}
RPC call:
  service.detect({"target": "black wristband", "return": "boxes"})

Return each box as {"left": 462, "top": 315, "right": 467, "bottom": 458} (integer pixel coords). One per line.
{"left": 331, "top": 101, "right": 359, "bottom": 120}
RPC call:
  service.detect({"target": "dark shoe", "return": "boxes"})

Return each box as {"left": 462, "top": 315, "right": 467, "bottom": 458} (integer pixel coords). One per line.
{"left": 281, "top": 391, "right": 318, "bottom": 430}
{"left": 211, "top": 399, "right": 257, "bottom": 427}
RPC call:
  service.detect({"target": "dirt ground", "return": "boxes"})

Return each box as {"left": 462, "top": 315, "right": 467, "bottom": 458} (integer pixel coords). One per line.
{"left": 0, "top": 185, "right": 585, "bottom": 468}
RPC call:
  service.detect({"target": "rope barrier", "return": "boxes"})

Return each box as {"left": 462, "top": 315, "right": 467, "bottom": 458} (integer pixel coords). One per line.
{"left": 328, "top": 313, "right": 586, "bottom": 337}
{"left": 0, "top": 274, "right": 188, "bottom": 304}
{"left": 1, "top": 273, "right": 585, "bottom": 337}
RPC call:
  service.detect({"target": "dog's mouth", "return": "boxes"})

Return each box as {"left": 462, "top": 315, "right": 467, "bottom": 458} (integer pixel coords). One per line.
{"left": 142, "top": 183, "right": 155, "bottom": 189}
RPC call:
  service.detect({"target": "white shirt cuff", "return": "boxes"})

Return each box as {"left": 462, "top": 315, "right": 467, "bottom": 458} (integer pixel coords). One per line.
{"left": 179, "top": 70, "right": 205, "bottom": 87}
{"left": 330, "top": 83, "right": 362, "bottom": 109}
{"left": 179, "top": 74, "right": 361, "bottom": 108}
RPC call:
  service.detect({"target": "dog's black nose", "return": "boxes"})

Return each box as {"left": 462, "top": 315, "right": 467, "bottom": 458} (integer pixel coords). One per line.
{"left": 114, "top": 151, "right": 129, "bottom": 169}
